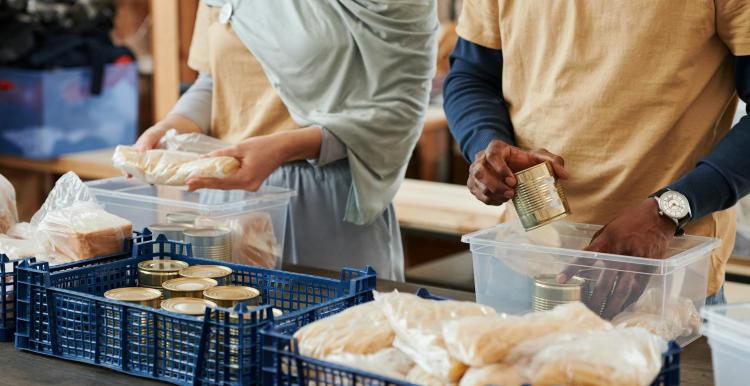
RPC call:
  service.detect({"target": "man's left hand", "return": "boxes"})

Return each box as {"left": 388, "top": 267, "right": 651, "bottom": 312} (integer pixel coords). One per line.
{"left": 558, "top": 198, "right": 677, "bottom": 318}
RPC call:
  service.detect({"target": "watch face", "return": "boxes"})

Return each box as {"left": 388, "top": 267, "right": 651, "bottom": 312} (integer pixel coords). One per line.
{"left": 659, "top": 191, "right": 690, "bottom": 219}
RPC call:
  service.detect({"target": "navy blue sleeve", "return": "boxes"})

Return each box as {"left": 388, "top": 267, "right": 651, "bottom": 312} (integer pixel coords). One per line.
{"left": 668, "top": 56, "right": 750, "bottom": 220}
{"left": 443, "top": 37, "right": 515, "bottom": 163}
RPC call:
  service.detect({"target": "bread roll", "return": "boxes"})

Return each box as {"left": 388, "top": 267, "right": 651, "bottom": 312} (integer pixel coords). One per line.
{"left": 294, "top": 300, "right": 394, "bottom": 359}
{"left": 376, "top": 291, "right": 494, "bottom": 383}
{"left": 611, "top": 288, "right": 700, "bottom": 340}
{"left": 459, "top": 364, "right": 529, "bottom": 386}
{"left": 443, "top": 302, "right": 611, "bottom": 367}
{"left": 323, "top": 348, "right": 414, "bottom": 381}
{"left": 112, "top": 145, "right": 239, "bottom": 186}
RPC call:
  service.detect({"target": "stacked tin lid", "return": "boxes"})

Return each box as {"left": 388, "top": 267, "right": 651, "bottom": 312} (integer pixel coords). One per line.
{"left": 532, "top": 274, "right": 584, "bottom": 312}
{"left": 184, "top": 228, "right": 232, "bottom": 261}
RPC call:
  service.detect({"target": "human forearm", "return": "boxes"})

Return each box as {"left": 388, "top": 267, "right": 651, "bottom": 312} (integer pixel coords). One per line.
{"left": 667, "top": 56, "right": 750, "bottom": 220}
{"left": 444, "top": 37, "right": 515, "bottom": 162}
{"left": 274, "top": 126, "right": 324, "bottom": 163}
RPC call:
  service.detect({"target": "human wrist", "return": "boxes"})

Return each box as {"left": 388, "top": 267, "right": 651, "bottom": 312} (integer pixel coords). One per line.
{"left": 645, "top": 198, "right": 678, "bottom": 236}
{"left": 274, "top": 126, "right": 323, "bottom": 163}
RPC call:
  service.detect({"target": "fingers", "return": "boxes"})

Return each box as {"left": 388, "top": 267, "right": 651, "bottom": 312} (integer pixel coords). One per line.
{"left": 601, "top": 272, "right": 636, "bottom": 320}
{"left": 207, "top": 145, "right": 241, "bottom": 158}
{"left": 187, "top": 177, "right": 243, "bottom": 192}
{"left": 529, "top": 148, "right": 569, "bottom": 179}
{"left": 556, "top": 257, "right": 587, "bottom": 284}
{"left": 586, "top": 269, "right": 618, "bottom": 316}
{"left": 484, "top": 144, "right": 517, "bottom": 188}
{"left": 468, "top": 151, "right": 516, "bottom": 205}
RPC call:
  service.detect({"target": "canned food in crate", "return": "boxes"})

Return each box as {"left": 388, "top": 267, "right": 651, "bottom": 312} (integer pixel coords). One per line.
{"left": 161, "top": 277, "right": 218, "bottom": 299}
{"left": 203, "top": 285, "right": 260, "bottom": 308}
{"left": 138, "top": 259, "right": 189, "bottom": 287}
{"left": 179, "top": 264, "right": 232, "bottom": 285}
{"left": 512, "top": 161, "right": 571, "bottom": 231}
{"left": 166, "top": 211, "right": 200, "bottom": 227}
{"left": 532, "top": 274, "right": 583, "bottom": 312}
{"left": 104, "top": 287, "right": 162, "bottom": 308}
{"left": 184, "top": 228, "right": 232, "bottom": 261}
{"left": 160, "top": 297, "right": 217, "bottom": 316}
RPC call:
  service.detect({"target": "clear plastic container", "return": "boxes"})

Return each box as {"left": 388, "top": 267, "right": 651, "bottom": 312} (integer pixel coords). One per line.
{"left": 702, "top": 304, "right": 750, "bottom": 386}
{"left": 86, "top": 177, "right": 295, "bottom": 268}
{"left": 463, "top": 220, "right": 720, "bottom": 346}
{"left": 0, "top": 63, "right": 138, "bottom": 159}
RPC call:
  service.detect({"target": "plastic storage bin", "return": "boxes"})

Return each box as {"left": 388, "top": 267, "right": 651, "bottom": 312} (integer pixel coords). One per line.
{"left": 262, "top": 288, "right": 682, "bottom": 386}
{"left": 463, "top": 221, "right": 720, "bottom": 347}
{"left": 0, "top": 230, "right": 150, "bottom": 342}
{"left": 701, "top": 303, "right": 750, "bottom": 386}
{"left": 15, "top": 235, "right": 375, "bottom": 386}
{"left": 87, "top": 177, "right": 295, "bottom": 268}
{"left": 0, "top": 63, "right": 138, "bottom": 159}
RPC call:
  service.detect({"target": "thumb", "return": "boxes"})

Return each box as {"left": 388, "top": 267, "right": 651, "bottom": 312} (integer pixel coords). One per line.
{"left": 206, "top": 145, "right": 240, "bottom": 159}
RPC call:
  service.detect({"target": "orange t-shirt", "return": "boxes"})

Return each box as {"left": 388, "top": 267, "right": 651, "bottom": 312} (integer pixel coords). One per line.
{"left": 457, "top": 0, "right": 750, "bottom": 294}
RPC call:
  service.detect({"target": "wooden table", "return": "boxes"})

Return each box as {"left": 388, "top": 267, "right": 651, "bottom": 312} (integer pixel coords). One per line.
{"left": 0, "top": 265, "right": 716, "bottom": 386}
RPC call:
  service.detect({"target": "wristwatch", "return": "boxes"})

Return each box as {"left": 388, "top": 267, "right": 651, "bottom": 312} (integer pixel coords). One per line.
{"left": 649, "top": 188, "right": 692, "bottom": 236}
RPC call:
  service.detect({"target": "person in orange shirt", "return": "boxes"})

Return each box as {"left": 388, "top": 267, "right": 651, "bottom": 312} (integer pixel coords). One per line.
{"left": 444, "top": 0, "right": 750, "bottom": 316}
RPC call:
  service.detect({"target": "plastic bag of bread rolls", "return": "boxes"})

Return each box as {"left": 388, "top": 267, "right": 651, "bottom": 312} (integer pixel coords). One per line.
{"left": 611, "top": 288, "right": 700, "bottom": 341}
{"left": 506, "top": 327, "right": 666, "bottom": 386}
{"left": 160, "top": 128, "right": 229, "bottom": 154}
{"left": 293, "top": 300, "right": 394, "bottom": 359}
{"left": 406, "top": 365, "right": 454, "bottom": 386}
{"left": 443, "top": 302, "right": 612, "bottom": 367}
{"left": 112, "top": 145, "right": 239, "bottom": 186}
{"left": 0, "top": 174, "right": 18, "bottom": 234}
{"left": 195, "top": 212, "right": 279, "bottom": 268}
{"left": 323, "top": 348, "right": 414, "bottom": 381}
{"left": 375, "top": 291, "right": 495, "bottom": 383}
{"left": 458, "top": 364, "right": 530, "bottom": 386}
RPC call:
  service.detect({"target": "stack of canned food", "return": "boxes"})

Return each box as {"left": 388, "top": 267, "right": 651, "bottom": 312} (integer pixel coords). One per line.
{"left": 103, "top": 260, "right": 281, "bottom": 318}
{"left": 149, "top": 211, "right": 233, "bottom": 261}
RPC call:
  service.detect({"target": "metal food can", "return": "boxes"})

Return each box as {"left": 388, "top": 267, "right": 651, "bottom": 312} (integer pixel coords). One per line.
{"left": 166, "top": 211, "right": 200, "bottom": 227}
{"left": 161, "top": 277, "right": 218, "bottom": 299}
{"left": 511, "top": 161, "right": 571, "bottom": 231}
{"left": 148, "top": 223, "right": 188, "bottom": 241}
{"left": 104, "top": 287, "right": 162, "bottom": 308}
{"left": 179, "top": 265, "right": 233, "bottom": 285}
{"left": 572, "top": 269, "right": 600, "bottom": 304}
{"left": 184, "top": 228, "right": 232, "bottom": 261}
{"left": 203, "top": 285, "right": 260, "bottom": 308}
{"left": 161, "top": 297, "right": 218, "bottom": 316}
{"left": 532, "top": 274, "right": 584, "bottom": 312}
{"left": 138, "top": 259, "right": 189, "bottom": 287}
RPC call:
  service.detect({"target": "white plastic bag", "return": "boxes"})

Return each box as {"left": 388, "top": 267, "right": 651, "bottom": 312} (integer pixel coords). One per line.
{"left": 31, "top": 172, "right": 132, "bottom": 261}
{"left": 293, "top": 300, "right": 394, "bottom": 359}
{"left": 507, "top": 327, "right": 667, "bottom": 386}
{"left": 323, "top": 348, "right": 414, "bottom": 381}
{"left": 0, "top": 235, "right": 44, "bottom": 260}
{"left": 458, "top": 364, "right": 529, "bottom": 386}
{"left": 611, "top": 288, "right": 700, "bottom": 341}
{"left": 112, "top": 145, "right": 239, "bottom": 186}
{"left": 160, "top": 128, "right": 229, "bottom": 154}
{"left": 443, "top": 302, "right": 612, "bottom": 367}
{"left": 375, "top": 291, "right": 495, "bottom": 383}
{"left": 0, "top": 174, "right": 18, "bottom": 234}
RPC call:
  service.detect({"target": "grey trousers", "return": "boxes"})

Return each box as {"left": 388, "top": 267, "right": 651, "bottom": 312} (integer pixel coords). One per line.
{"left": 264, "top": 159, "right": 405, "bottom": 281}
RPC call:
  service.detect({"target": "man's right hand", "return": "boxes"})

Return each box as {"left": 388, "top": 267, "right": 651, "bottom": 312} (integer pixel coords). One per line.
{"left": 468, "top": 140, "right": 569, "bottom": 205}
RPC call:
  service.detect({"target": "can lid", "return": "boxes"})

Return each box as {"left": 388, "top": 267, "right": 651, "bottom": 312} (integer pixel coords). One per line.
{"left": 162, "top": 277, "right": 218, "bottom": 291}
{"left": 166, "top": 211, "right": 200, "bottom": 222}
{"left": 203, "top": 285, "right": 259, "bottom": 301}
{"left": 148, "top": 223, "right": 189, "bottom": 232}
{"left": 184, "top": 228, "right": 231, "bottom": 238}
{"left": 104, "top": 287, "right": 161, "bottom": 302}
{"left": 179, "top": 265, "right": 232, "bottom": 279}
{"left": 161, "top": 297, "right": 217, "bottom": 315}
{"left": 138, "top": 259, "right": 189, "bottom": 272}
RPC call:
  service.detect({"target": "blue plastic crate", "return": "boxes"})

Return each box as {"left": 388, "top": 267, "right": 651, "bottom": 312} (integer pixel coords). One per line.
{"left": 0, "top": 230, "right": 151, "bottom": 342}
{"left": 261, "top": 288, "right": 682, "bottom": 386}
{"left": 14, "top": 234, "right": 376, "bottom": 385}
{"left": 0, "top": 62, "right": 138, "bottom": 159}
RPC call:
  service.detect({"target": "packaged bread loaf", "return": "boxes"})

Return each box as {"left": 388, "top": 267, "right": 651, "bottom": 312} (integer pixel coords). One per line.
{"left": 458, "top": 364, "right": 529, "bottom": 386}
{"left": 443, "top": 302, "right": 612, "bottom": 367}
{"left": 611, "top": 288, "right": 700, "bottom": 340}
{"left": 506, "top": 327, "right": 666, "bottom": 386}
{"left": 37, "top": 201, "right": 132, "bottom": 260}
{"left": 375, "top": 291, "right": 495, "bottom": 383}
{"left": 406, "top": 365, "right": 455, "bottom": 386}
{"left": 195, "top": 211, "right": 279, "bottom": 268}
{"left": 0, "top": 174, "right": 18, "bottom": 234}
{"left": 0, "top": 236, "right": 44, "bottom": 260}
{"left": 293, "top": 300, "right": 394, "bottom": 359}
{"left": 112, "top": 145, "right": 239, "bottom": 186}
